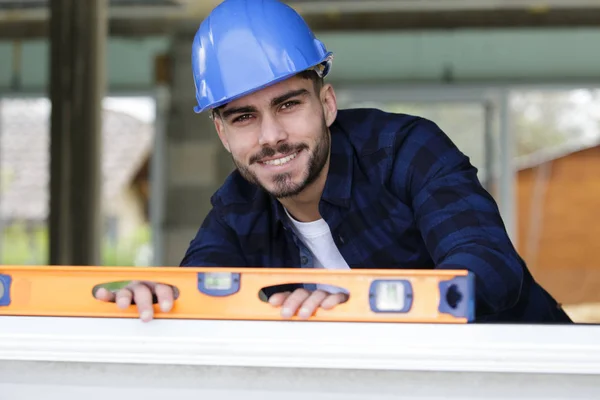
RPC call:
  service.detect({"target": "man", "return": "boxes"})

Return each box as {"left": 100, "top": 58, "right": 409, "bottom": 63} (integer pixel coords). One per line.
{"left": 96, "top": 0, "right": 572, "bottom": 324}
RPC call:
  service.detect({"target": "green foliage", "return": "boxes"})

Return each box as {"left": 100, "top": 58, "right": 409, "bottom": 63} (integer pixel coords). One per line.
{"left": 510, "top": 91, "right": 582, "bottom": 157}
{"left": 0, "top": 222, "right": 152, "bottom": 267}
{"left": 344, "top": 89, "right": 600, "bottom": 163}
{"left": 102, "top": 224, "right": 152, "bottom": 266}
{"left": 0, "top": 223, "right": 48, "bottom": 265}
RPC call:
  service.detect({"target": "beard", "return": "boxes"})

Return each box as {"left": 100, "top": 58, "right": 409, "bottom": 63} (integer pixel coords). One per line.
{"left": 232, "top": 118, "right": 330, "bottom": 199}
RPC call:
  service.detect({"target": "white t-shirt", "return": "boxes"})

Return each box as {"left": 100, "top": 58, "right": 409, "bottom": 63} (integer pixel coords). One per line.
{"left": 284, "top": 208, "right": 350, "bottom": 294}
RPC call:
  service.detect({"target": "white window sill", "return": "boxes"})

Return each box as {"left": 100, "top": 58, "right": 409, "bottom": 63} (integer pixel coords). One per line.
{"left": 1, "top": 316, "right": 598, "bottom": 375}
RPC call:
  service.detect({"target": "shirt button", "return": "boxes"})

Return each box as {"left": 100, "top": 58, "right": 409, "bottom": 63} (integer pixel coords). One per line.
{"left": 301, "top": 256, "right": 308, "bottom": 265}
{"left": 338, "top": 235, "right": 345, "bottom": 244}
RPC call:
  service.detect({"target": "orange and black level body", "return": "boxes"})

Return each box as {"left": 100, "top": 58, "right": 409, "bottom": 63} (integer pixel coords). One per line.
{"left": 0, "top": 266, "right": 475, "bottom": 323}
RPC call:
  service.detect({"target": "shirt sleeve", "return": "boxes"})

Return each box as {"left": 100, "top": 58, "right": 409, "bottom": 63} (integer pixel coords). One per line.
{"left": 390, "top": 118, "right": 524, "bottom": 317}
{"left": 179, "top": 207, "right": 247, "bottom": 268}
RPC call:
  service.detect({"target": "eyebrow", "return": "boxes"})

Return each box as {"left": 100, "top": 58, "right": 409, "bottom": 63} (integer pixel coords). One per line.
{"left": 221, "top": 89, "right": 309, "bottom": 120}
{"left": 222, "top": 106, "right": 257, "bottom": 120}
{"left": 270, "top": 89, "right": 309, "bottom": 107}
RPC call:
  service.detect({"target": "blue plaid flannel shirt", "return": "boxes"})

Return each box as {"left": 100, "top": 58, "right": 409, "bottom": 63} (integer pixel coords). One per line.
{"left": 181, "top": 108, "right": 572, "bottom": 323}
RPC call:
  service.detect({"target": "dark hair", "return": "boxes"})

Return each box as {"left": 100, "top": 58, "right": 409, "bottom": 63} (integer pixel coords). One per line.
{"left": 297, "top": 68, "right": 324, "bottom": 92}
{"left": 211, "top": 68, "right": 324, "bottom": 120}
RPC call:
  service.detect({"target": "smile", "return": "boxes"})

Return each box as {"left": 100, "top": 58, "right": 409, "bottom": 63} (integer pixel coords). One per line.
{"left": 260, "top": 151, "right": 299, "bottom": 166}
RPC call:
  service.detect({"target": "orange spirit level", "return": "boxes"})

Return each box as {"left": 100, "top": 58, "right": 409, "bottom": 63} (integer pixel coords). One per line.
{"left": 0, "top": 265, "right": 475, "bottom": 323}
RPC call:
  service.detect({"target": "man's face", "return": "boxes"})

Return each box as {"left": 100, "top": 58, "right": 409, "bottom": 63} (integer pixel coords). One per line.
{"left": 213, "top": 75, "right": 338, "bottom": 198}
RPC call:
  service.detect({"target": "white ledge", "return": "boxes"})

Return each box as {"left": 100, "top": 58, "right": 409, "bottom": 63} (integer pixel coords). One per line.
{"left": 1, "top": 316, "right": 599, "bottom": 375}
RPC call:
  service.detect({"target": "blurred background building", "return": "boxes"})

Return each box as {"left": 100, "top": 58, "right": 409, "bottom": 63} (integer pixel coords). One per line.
{"left": 1, "top": 0, "right": 600, "bottom": 322}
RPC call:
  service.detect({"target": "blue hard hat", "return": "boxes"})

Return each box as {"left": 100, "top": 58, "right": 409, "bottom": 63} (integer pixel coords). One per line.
{"left": 191, "top": 0, "right": 333, "bottom": 114}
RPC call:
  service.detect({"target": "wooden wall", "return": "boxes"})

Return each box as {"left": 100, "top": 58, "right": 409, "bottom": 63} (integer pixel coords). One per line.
{"left": 516, "top": 145, "right": 600, "bottom": 306}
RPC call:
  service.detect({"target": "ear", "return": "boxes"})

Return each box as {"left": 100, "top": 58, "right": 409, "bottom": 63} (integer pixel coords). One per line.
{"left": 320, "top": 83, "right": 338, "bottom": 127}
{"left": 213, "top": 115, "right": 231, "bottom": 153}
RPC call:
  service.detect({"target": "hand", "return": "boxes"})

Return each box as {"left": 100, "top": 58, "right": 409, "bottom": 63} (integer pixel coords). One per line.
{"left": 268, "top": 288, "right": 349, "bottom": 319}
{"left": 94, "top": 281, "right": 176, "bottom": 322}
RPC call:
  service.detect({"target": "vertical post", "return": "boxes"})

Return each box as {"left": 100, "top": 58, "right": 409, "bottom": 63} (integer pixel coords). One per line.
{"left": 0, "top": 98, "right": 3, "bottom": 263}
{"left": 150, "top": 54, "right": 171, "bottom": 266}
{"left": 48, "top": 0, "right": 107, "bottom": 265}
{"left": 483, "top": 100, "right": 495, "bottom": 194}
{"left": 11, "top": 41, "right": 22, "bottom": 91}
{"left": 498, "top": 89, "right": 517, "bottom": 244}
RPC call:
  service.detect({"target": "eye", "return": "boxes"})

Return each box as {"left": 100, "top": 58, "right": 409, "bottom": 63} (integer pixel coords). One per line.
{"left": 232, "top": 114, "right": 253, "bottom": 124}
{"left": 280, "top": 100, "right": 299, "bottom": 111}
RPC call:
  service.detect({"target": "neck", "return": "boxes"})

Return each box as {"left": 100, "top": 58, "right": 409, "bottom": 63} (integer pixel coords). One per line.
{"left": 278, "top": 161, "right": 329, "bottom": 223}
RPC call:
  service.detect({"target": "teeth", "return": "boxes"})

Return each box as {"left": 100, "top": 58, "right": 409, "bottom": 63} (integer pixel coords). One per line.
{"left": 262, "top": 152, "right": 298, "bottom": 166}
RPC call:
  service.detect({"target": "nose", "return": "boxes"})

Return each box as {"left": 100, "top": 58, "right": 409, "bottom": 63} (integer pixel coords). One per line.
{"left": 258, "top": 113, "right": 288, "bottom": 147}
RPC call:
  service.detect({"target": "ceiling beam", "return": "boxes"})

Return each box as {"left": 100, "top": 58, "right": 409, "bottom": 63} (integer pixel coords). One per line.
{"left": 1, "top": 7, "right": 600, "bottom": 40}
{"left": 306, "top": 8, "right": 600, "bottom": 31}
{"left": 286, "top": 0, "right": 600, "bottom": 14}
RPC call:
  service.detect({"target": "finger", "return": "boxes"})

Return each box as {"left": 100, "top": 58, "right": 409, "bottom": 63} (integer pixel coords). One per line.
{"left": 268, "top": 291, "right": 292, "bottom": 307}
{"left": 320, "top": 292, "right": 350, "bottom": 310}
{"left": 281, "top": 288, "right": 311, "bottom": 318}
{"left": 94, "top": 287, "right": 115, "bottom": 302}
{"left": 154, "top": 283, "right": 175, "bottom": 312}
{"left": 130, "top": 283, "right": 155, "bottom": 322}
{"left": 297, "top": 290, "right": 328, "bottom": 319}
{"left": 114, "top": 288, "right": 134, "bottom": 310}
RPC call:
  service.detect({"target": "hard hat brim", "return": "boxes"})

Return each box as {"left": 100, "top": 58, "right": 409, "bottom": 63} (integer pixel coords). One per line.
{"left": 193, "top": 54, "right": 333, "bottom": 114}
